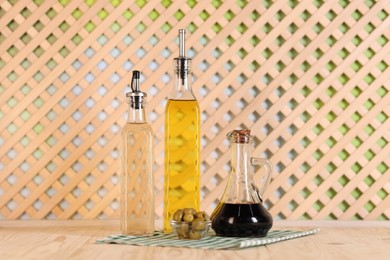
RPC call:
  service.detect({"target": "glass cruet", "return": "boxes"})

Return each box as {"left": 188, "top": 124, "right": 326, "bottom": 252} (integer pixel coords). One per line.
{"left": 120, "top": 70, "right": 154, "bottom": 236}
{"left": 211, "top": 129, "right": 273, "bottom": 237}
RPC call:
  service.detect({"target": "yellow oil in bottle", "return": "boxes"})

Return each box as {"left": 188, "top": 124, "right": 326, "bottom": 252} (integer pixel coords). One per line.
{"left": 164, "top": 99, "right": 200, "bottom": 232}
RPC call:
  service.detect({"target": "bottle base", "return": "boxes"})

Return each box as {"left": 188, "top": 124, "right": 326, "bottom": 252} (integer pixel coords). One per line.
{"left": 213, "top": 224, "right": 272, "bottom": 237}
{"left": 121, "top": 230, "right": 155, "bottom": 236}
{"left": 211, "top": 203, "right": 273, "bottom": 237}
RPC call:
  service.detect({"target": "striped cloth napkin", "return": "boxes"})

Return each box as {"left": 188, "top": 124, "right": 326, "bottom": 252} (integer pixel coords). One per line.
{"left": 96, "top": 229, "right": 319, "bottom": 250}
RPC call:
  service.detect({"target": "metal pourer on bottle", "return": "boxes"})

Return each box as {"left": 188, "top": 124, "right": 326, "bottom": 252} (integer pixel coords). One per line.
{"left": 174, "top": 29, "right": 191, "bottom": 85}
{"left": 126, "top": 70, "right": 147, "bottom": 109}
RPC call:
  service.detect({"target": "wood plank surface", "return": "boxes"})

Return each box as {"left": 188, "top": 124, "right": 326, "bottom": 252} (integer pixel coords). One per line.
{"left": 0, "top": 220, "right": 389, "bottom": 260}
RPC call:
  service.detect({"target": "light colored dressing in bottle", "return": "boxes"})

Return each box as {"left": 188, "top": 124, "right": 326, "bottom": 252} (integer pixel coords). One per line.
{"left": 121, "top": 70, "right": 154, "bottom": 235}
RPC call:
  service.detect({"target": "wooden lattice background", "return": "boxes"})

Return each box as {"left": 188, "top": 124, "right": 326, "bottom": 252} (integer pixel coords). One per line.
{"left": 0, "top": 0, "right": 389, "bottom": 221}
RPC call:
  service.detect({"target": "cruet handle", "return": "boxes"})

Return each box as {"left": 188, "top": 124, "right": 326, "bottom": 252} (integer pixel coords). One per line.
{"left": 251, "top": 157, "right": 273, "bottom": 196}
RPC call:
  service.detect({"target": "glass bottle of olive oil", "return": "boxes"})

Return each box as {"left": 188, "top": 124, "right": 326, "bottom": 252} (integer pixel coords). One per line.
{"left": 164, "top": 29, "right": 200, "bottom": 232}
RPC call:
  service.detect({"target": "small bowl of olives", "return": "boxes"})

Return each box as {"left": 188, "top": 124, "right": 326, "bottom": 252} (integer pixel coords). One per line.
{"left": 170, "top": 208, "right": 211, "bottom": 240}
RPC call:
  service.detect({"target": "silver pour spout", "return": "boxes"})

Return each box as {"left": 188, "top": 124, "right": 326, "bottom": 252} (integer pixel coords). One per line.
{"left": 175, "top": 29, "right": 191, "bottom": 84}
{"left": 127, "top": 70, "right": 146, "bottom": 109}
{"left": 131, "top": 70, "right": 140, "bottom": 92}
{"left": 179, "top": 29, "right": 186, "bottom": 57}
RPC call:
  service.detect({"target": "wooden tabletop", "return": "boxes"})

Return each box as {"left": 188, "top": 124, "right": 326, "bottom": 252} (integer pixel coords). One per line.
{"left": 0, "top": 220, "right": 389, "bottom": 260}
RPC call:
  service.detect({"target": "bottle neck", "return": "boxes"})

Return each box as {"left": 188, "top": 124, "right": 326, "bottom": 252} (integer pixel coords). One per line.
{"left": 221, "top": 142, "right": 260, "bottom": 204}
{"left": 170, "top": 74, "right": 195, "bottom": 100}
{"left": 231, "top": 142, "right": 253, "bottom": 180}
{"left": 220, "top": 141, "right": 256, "bottom": 204}
{"left": 170, "top": 58, "right": 196, "bottom": 100}
{"left": 127, "top": 102, "right": 146, "bottom": 123}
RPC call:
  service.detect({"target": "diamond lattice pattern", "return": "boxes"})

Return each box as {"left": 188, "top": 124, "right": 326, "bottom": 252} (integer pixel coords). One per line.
{"left": 0, "top": 0, "right": 389, "bottom": 220}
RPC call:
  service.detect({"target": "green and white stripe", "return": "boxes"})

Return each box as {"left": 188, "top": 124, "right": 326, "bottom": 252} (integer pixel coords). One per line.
{"left": 96, "top": 229, "right": 320, "bottom": 250}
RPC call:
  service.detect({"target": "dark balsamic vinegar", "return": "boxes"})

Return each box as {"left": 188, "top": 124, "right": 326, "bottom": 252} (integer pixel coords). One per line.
{"left": 211, "top": 203, "right": 273, "bottom": 237}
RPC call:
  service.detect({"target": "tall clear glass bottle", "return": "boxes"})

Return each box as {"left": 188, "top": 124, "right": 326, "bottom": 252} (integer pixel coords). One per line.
{"left": 121, "top": 70, "right": 154, "bottom": 235}
{"left": 164, "top": 29, "right": 200, "bottom": 232}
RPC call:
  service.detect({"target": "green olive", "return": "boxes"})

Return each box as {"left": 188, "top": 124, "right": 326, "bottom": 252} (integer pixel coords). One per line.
{"left": 177, "top": 225, "right": 188, "bottom": 238}
{"left": 192, "top": 218, "right": 206, "bottom": 231}
{"left": 183, "top": 213, "right": 194, "bottom": 222}
{"left": 189, "top": 230, "right": 202, "bottom": 240}
{"left": 173, "top": 209, "right": 184, "bottom": 221}
{"left": 183, "top": 208, "right": 197, "bottom": 216}
{"left": 194, "top": 211, "right": 210, "bottom": 220}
